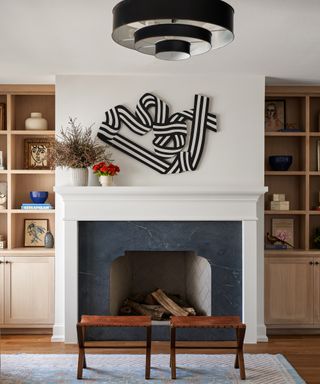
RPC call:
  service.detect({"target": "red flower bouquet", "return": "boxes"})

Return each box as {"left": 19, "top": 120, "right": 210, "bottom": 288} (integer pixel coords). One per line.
{"left": 92, "top": 162, "right": 120, "bottom": 177}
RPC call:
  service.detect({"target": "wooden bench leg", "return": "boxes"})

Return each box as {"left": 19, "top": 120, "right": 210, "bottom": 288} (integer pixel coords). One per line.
{"left": 145, "top": 326, "right": 152, "bottom": 380}
{"left": 77, "top": 324, "right": 86, "bottom": 379}
{"left": 236, "top": 327, "right": 246, "bottom": 380}
{"left": 170, "top": 326, "right": 176, "bottom": 379}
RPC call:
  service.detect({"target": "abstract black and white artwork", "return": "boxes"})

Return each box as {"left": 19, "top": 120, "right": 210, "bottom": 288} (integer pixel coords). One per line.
{"left": 97, "top": 93, "right": 217, "bottom": 174}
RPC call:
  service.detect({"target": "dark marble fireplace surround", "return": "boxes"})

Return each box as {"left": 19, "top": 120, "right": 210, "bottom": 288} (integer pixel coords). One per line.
{"left": 79, "top": 221, "right": 242, "bottom": 341}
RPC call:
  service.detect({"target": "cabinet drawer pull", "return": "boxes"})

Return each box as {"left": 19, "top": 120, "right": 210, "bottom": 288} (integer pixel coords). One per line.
{"left": 315, "top": 261, "right": 320, "bottom": 266}
{"left": 5, "top": 260, "right": 11, "bottom": 264}
{"left": 309, "top": 261, "right": 314, "bottom": 265}
{"left": 0, "top": 260, "right": 3, "bottom": 264}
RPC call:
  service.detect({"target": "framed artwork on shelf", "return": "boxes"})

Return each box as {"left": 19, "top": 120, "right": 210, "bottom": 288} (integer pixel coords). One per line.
{"left": 265, "top": 99, "right": 286, "bottom": 131}
{"left": 24, "top": 219, "right": 48, "bottom": 247}
{"left": 0, "top": 103, "right": 5, "bottom": 130}
{"left": 272, "top": 218, "right": 294, "bottom": 248}
{"left": 24, "top": 138, "right": 53, "bottom": 169}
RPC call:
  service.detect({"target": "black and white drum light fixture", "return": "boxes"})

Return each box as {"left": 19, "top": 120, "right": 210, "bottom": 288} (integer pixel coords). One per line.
{"left": 112, "top": 0, "right": 234, "bottom": 61}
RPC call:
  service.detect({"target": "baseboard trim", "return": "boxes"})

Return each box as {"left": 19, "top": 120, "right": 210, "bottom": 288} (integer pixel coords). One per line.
{"left": 0, "top": 328, "right": 52, "bottom": 335}
{"left": 52, "top": 323, "right": 65, "bottom": 342}
{"left": 257, "top": 323, "right": 268, "bottom": 342}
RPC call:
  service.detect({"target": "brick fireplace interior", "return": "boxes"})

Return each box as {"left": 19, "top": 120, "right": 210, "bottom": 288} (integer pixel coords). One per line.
{"left": 78, "top": 221, "right": 242, "bottom": 341}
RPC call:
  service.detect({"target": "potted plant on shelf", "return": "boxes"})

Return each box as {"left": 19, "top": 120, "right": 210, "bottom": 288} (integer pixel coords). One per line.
{"left": 50, "top": 118, "right": 111, "bottom": 186}
{"left": 93, "top": 161, "right": 120, "bottom": 186}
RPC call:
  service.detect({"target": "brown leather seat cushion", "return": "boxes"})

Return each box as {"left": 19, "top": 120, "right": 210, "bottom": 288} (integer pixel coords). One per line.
{"left": 170, "top": 316, "right": 245, "bottom": 328}
{"left": 79, "top": 315, "right": 152, "bottom": 327}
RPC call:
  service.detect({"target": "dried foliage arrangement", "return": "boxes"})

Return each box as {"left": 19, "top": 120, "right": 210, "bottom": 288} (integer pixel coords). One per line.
{"left": 50, "top": 118, "right": 111, "bottom": 169}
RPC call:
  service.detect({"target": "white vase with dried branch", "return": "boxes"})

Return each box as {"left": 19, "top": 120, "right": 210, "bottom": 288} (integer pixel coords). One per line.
{"left": 50, "top": 118, "right": 111, "bottom": 186}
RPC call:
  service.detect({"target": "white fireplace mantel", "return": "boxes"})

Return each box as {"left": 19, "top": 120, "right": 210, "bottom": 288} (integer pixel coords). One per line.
{"left": 53, "top": 185, "right": 267, "bottom": 344}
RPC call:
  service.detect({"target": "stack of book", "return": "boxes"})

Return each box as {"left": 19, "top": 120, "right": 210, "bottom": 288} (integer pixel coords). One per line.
{"left": 21, "top": 203, "right": 54, "bottom": 210}
{"left": 270, "top": 193, "right": 289, "bottom": 210}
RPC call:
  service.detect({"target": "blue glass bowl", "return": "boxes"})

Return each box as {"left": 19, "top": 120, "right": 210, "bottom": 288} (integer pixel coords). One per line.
{"left": 269, "top": 155, "right": 293, "bottom": 171}
{"left": 30, "top": 191, "right": 48, "bottom": 204}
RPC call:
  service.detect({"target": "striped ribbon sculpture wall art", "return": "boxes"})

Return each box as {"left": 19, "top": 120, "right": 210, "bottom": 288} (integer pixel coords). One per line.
{"left": 97, "top": 93, "right": 217, "bottom": 174}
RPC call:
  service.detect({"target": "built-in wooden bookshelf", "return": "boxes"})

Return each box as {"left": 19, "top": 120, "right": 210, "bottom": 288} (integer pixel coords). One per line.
{"left": 0, "top": 85, "right": 55, "bottom": 255}
{"left": 0, "top": 85, "right": 55, "bottom": 330}
{"left": 265, "top": 86, "right": 320, "bottom": 331}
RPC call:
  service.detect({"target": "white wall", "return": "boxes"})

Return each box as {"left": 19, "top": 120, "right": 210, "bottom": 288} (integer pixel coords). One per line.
{"left": 53, "top": 74, "right": 266, "bottom": 342}
{"left": 56, "top": 74, "right": 265, "bottom": 186}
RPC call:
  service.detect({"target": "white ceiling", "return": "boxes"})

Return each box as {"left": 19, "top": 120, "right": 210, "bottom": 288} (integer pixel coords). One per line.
{"left": 0, "top": 0, "right": 320, "bottom": 84}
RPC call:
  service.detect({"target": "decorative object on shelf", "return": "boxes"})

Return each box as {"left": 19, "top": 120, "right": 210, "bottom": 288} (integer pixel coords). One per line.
{"left": 44, "top": 231, "right": 54, "bottom": 248}
{"left": 270, "top": 193, "right": 289, "bottom": 211}
{"left": 0, "top": 182, "right": 7, "bottom": 209}
{"left": 24, "top": 137, "right": 54, "bottom": 169}
{"left": 111, "top": 0, "right": 234, "bottom": 61}
{"left": 25, "top": 112, "right": 48, "bottom": 130}
{"left": 0, "top": 150, "right": 5, "bottom": 170}
{"left": 98, "top": 93, "right": 217, "bottom": 174}
{"left": 269, "top": 155, "right": 292, "bottom": 171}
{"left": 272, "top": 218, "right": 294, "bottom": 248}
{"left": 313, "top": 227, "right": 320, "bottom": 249}
{"left": 265, "top": 100, "right": 286, "bottom": 131}
{"left": 21, "top": 203, "right": 53, "bottom": 210}
{"left": 278, "top": 123, "right": 303, "bottom": 133}
{"left": 0, "top": 234, "right": 6, "bottom": 249}
{"left": 0, "top": 103, "right": 5, "bottom": 130}
{"left": 50, "top": 118, "right": 110, "bottom": 186}
{"left": 30, "top": 191, "right": 48, "bottom": 204}
{"left": 93, "top": 161, "right": 120, "bottom": 187}
{"left": 24, "top": 219, "right": 48, "bottom": 247}
{"left": 265, "top": 233, "right": 292, "bottom": 250}
{"left": 316, "top": 192, "right": 320, "bottom": 211}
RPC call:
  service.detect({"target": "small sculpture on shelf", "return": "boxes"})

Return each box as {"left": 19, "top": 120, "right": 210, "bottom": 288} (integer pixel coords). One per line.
{"left": 0, "top": 234, "right": 6, "bottom": 249}
{"left": 315, "top": 192, "right": 320, "bottom": 211}
{"left": 0, "top": 150, "right": 5, "bottom": 170}
{"left": 270, "top": 193, "right": 289, "bottom": 211}
{"left": 313, "top": 228, "right": 320, "bottom": 249}
{"left": 266, "top": 232, "right": 294, "bottom": 249}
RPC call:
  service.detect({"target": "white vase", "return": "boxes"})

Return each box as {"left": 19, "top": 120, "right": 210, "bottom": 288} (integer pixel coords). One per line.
{"left": 99, "top": 175, "right": 113, "bottom": 186}
{"left": 70, "top": 168, "right": 88, "bottom": 186}
{"left": 25, "top": 112, "right": 48, "bottom": 130}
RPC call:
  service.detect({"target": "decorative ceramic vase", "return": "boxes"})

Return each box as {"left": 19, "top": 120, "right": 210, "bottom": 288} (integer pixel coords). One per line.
{"left": 99, "top": 175, "right": 113, "bottom": 186}
{"left": 70, "top": 168, "right": 88, "bottom": 186}
{"left": 44, "top": 231, "right": 54, "bottom": 248}
{"left": 25, "top": 112, "right": 48, "bottom": 130}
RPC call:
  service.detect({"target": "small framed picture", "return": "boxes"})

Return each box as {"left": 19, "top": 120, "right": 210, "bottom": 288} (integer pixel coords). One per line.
{"left": 265, "top": 100, "right": 286, "bottom": 131}
{"left": 24, "top": 219, "right": 48, "bottom": 247}
{"left": 0, "top": 103, "right": 5, "bottom": 130}
{"left": 24, "top": 138, "right": 53, "bottom": 169}
{"left": 272, "top": 218, "right": 294, "bottom": 247}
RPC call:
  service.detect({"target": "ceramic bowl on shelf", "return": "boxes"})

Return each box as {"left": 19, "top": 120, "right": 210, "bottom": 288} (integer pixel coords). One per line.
{"left": 30, "top": 191, "right": 48, "bottom": 204}
{"left": 269, "top": 155, "right": 293, "bottom": 171}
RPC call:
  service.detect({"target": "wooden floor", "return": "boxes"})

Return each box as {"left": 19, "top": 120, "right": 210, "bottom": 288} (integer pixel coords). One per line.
{"left": 1, "top": 335, "right": 320, "bottom": 383}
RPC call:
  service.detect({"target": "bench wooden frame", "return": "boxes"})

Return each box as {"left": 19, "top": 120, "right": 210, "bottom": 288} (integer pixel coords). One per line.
{"left": 76, "top": 315, "right": 152, "bottom": 380}
{"left": 170, "top": 316, "right": 246, "bottom": 380}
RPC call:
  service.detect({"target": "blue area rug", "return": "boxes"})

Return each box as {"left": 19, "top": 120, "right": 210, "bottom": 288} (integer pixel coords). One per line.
{"left": 0, "top": 353, "right": 305, "bottom": 383}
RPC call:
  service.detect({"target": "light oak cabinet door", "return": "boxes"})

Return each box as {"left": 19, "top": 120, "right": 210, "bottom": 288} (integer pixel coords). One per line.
{"left": 4, "top": 256, "right": 54, "bottom": 325}
{"left": 0, "top": 257, "right": 4, "bottom": 324}
{"left": 265, "top": 257, "right": 314, "bottom": 325}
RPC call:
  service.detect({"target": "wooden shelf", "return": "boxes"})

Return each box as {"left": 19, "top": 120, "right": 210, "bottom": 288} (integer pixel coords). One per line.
{"left": 11, "top": 170, "right": 55, "bottom": 175}
{"left": 11, "top": 130, "right": 55, "bottom": 135}
{"left": 265, "top": 132, "right": 306, "bottom": 137}
{"left": 11, "top": 209, "right": 55, "bottom": 214}
{"left": 265, "top": 249, "right": 311, "bottom": 256}
{"left": 0, "top": 247, "right": 55, "bottom": 255}
{"left": 265, "top": 171, "right": 306, "bottom": 176}
{"left": 265, "top": 210, "right": 306, "bottom": 215}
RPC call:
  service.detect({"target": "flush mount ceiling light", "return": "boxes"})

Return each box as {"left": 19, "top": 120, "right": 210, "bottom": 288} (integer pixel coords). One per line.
{"left": 112, "top": 0, "right": 234, "bottom": 61}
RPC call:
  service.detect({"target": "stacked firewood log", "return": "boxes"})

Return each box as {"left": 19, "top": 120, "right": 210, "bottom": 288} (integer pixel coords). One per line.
{"left": 119, "top": 288, "right": 197, "bottom": 320}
